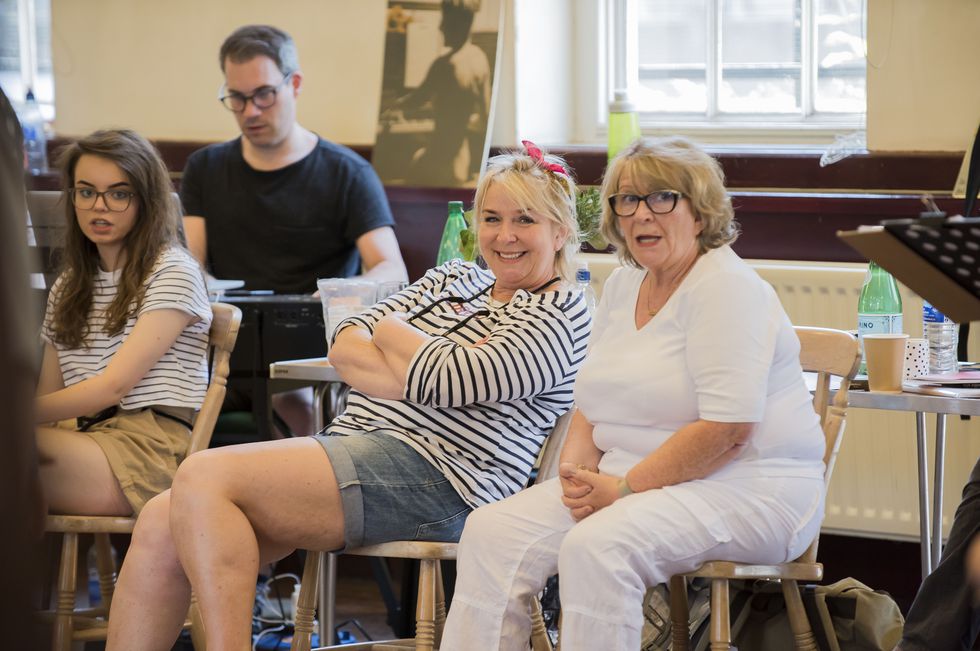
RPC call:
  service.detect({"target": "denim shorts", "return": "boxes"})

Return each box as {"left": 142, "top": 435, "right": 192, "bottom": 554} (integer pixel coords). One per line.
{"left": 314, "top": 430, "right": 471, "bottom": 549}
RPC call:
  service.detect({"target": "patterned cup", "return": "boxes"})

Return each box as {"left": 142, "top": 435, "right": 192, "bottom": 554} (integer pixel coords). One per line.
{"left": 904, "top": 338, "right": 929, "bottom": 380}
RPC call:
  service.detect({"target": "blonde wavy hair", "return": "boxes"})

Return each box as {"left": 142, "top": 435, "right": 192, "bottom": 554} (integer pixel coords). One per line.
{"left": 600, "top": 136, "right": 738, "bottom": 268}
{"left": 472, "top": 148, "right": 580, "bottom": 283}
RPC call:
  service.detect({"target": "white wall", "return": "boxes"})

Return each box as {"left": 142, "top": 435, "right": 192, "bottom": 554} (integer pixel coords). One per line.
{"left": 50, "top": 0, "right": 980, "bottom": 152}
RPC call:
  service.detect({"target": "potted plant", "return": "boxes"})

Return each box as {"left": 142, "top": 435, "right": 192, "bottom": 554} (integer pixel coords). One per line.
{"left": 575, "top": 186, "right": 609, "bottom": 252}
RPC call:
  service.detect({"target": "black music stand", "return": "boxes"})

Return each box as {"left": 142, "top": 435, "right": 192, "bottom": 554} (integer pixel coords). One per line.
{"left": 838, "top": 216, "right": 980, "bottom": 324}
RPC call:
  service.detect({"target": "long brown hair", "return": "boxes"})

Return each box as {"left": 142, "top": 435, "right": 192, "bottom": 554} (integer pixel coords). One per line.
{"left": 50, "top": 129, "right": 181, "bottom": 348}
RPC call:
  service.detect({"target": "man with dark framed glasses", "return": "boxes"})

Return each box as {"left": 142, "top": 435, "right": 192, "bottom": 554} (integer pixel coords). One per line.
{"left": 179, "top": 25, "right": 408, "bottom": 438}
{"left": 180, "top": 24, "right": 407, "bottom": 295}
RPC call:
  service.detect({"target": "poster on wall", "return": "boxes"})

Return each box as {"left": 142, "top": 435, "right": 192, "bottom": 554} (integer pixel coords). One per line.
{"left": 372, "top": 0, "right": 502, "bottom": 189}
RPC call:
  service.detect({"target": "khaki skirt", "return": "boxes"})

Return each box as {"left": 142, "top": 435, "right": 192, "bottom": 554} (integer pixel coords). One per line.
{"left": 64, "top": 407, "right": 192, "bottom": 514}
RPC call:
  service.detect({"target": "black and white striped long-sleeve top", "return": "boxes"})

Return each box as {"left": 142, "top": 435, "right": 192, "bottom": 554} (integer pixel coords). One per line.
{"left": 41, "top": 247, "right": 212, "bottom": 410}
{"left": 328, "top": 260, "right": 592, "bottom": 508}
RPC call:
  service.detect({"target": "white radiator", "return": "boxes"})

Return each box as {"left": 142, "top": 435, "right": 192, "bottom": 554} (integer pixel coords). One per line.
{"left": 582, "top": 253, "right": 980, "bottom": 540}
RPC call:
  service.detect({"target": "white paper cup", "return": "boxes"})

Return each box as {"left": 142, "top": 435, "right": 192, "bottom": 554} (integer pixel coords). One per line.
{"left": 904, "top": 338, "right": 929, "bottom": 380}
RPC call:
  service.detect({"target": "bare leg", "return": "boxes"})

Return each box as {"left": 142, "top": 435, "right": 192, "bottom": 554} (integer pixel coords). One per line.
{"left": 169, "top": 437, "right": 345, "bottom": 651}
{"left": 271, "top": 387, "right": 315, "bottom": 437}
{"left": 36, "top": 426, "right": 131, "bottom": 515}
{"left": 106, "top": 491, "right": 188, "bottom": 651}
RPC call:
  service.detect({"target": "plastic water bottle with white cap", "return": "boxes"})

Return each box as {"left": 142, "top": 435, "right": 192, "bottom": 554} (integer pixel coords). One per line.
{"left": 20, "top": 89, "right": 48, "bottom": 175}
{"left": 922, "top": 300, "right": 959, "bottom": 374}
{"left": 575, "top": 262, "right": 597, "bottom": 315}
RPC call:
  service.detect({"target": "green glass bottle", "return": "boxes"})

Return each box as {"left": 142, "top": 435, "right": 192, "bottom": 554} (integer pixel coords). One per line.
{"left": 857, "top": 261, "right": 903, "bottom": 374}
{"left": 608, "top": 89, "right": 641, "bottom": 162}
{"left": 436, "top": 201, "right": 468, "bottom": 266}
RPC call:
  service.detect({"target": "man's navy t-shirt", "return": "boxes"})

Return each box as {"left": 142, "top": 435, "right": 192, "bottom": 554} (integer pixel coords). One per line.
{"left": 180, "top": 137, "right": 395, "bottom": 294}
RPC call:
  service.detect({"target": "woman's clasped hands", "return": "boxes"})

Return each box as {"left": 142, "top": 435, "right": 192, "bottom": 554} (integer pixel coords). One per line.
{"left": 558, "top": 462, "right": 626, "bottom": 521}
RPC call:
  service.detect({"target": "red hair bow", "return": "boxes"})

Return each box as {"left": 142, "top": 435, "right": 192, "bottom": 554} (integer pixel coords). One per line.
{"left": 521, "top": 139, "right": 568, "bottom": 176}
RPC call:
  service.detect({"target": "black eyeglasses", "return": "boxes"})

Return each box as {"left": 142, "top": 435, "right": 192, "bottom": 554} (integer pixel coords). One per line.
{"left": 218, "top": 72, "right": 293, "bottom": 112}
{"left": 68, "top": 187, "right": 136, "bottom": 212}
{"left": 608, "top": 190, "right": 682, "bottom": 217}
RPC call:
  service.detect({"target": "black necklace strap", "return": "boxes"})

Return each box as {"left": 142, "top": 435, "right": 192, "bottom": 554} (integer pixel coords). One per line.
{"left": 529, "top": 276, "right": 562, "bottom": 294}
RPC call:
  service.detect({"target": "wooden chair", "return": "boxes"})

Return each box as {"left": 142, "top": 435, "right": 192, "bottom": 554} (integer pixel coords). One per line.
{"left": 42, "top": 302, "right": 242, "bottom": 651}
{"left": 667, "top": 326, "right": 861, "bottom": 651}
{"left": 291, "top": 410, "right": 576, "bottom": 651}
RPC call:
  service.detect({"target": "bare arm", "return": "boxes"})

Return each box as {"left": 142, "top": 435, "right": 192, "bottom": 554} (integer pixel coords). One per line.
{"left": 625, "top": 419, "right": 754, "bottom": 491}
{"left": 34, "top": 309, "right": 194, "bottom": 423}
{"left": 557, "top": 409, "right": 602, "bottom": 471}
{"left": 36, "top": 342, "right": 65, "bottom": 398}
{"left": 327, "top": 324, "right": 405, "bottom": 400}
{"left": 371, "top": 313, "right": 433, "bottom": 386}
{"left": 182, "top": 216, "right": 207, "bottom": 267}
{"left": 560, "top": 419, "right": 754, "bottom": 518}
{"left": 355, "top": 227, "right": 408, "bottom": 282}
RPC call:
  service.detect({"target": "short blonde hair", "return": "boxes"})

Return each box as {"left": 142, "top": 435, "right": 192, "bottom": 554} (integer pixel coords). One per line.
{"left": 473, "top": 149, "right": 580, "bottom": 283}
{"left": 600, "top": 136, "right": 738, "bottom": 268}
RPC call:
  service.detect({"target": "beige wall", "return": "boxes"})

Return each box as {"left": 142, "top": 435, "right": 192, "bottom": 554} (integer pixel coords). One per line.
{"left": 51, "top": 0, "right": 980, "bottom": 152}
{"left": 51, "top": 0, "right": 389, "bottom": 143}
{"left": 866, "top": 0, "right": 980, "bottom": 151}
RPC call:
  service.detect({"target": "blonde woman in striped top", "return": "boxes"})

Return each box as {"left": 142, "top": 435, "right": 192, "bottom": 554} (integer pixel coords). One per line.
{"left": 36, "top": 129, "right": 210, "bottom": 517}
{"left": 106, "top": 142, "right": 591, "bottom": 650}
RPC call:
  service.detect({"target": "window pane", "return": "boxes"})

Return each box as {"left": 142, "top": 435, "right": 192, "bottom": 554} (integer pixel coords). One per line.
{"left": 0, "top": 0, "right": 22, "bottom": 100}
{"left": 719, "top": 0, "right": 801, "bottom": 114}
{"left": 635, "top": 0, "right": 708, "bottom": 113}
{"left": 814, "top": 0, "right": 865, "bottom": 113}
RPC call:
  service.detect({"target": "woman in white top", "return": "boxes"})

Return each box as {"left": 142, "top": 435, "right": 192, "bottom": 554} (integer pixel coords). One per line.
{"left": 36, "top": 129, "right": 210, "bottom": 517}
{"left": 106, "top": 143, "right": 591, "bottom": 650}
{"left": 441, "top": 137, "right": 826, "bottom": 650}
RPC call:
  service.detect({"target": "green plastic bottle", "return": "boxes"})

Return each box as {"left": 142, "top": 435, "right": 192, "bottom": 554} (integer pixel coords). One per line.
{"left": 857, "top": 261, "right": 903, "bottom": 374}
{"left": 436, "top": 201, "right": 468, "bottom": 266}
{"left": 608, "top": 89, "right": 641, "bottom": 162}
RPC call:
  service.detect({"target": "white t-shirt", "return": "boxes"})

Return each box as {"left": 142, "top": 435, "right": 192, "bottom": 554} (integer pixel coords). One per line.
{"left": 42, "top": 247, "right": 212, "bottom": 411}
{"left": 574, "top": 245, "right": 824, "bottom": 481}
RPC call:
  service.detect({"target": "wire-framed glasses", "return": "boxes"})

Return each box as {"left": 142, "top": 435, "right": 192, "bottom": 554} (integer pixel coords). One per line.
{"left": 608, "top": 190, "right": 682, "bottom": 217}
{"left": 68, "top": 187, "right": 136, "bottom": 212}
{"left": 218, "top": 72, "right": 293, "bottom": 112}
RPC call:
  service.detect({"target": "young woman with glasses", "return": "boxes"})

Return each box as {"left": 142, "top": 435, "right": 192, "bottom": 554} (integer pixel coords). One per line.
{"left": 35, "top": 129, "right": 211, "bottom": 517}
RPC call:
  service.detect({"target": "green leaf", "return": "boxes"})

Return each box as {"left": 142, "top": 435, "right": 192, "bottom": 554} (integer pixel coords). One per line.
{"left": 576, "top": 186, "right": 605, "bottom": 249}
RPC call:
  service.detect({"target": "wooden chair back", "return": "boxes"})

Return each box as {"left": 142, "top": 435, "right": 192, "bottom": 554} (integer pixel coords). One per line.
{"left": 794, "top": 326, "right": 861, "bottom": 564}
{"left": 187, "top": 302, "right": 241, "bottom": 455}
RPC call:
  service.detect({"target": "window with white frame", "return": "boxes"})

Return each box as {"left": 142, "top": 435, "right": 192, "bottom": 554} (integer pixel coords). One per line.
{"left": 0, "top": 0, "right": 53, "bottom": 119}
{"left": 610, "top": 0, "right": 866, "bottom": 136}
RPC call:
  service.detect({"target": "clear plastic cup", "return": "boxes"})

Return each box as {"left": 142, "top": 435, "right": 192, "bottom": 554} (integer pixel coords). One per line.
{"left": 375, "top": 280, "right": 409, "bottom": 301}
{"left": 316, "top": 278, "right": 379, "bottom": 351}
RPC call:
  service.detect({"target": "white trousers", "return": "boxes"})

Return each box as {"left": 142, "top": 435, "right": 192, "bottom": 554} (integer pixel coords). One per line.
{"left": 440, "top": 474, "right": 824, "bottom": 651}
